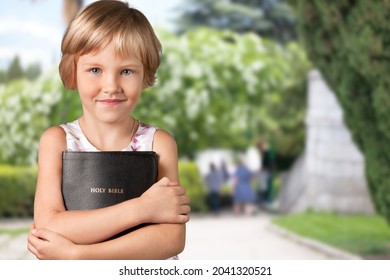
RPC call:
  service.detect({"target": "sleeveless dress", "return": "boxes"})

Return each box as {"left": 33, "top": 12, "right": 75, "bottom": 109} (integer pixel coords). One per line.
{"left": 59, "top": 119, "right": 156, "bottom": 152}
{"left": 59, "top": 119, "right": 179, "bottom": 260}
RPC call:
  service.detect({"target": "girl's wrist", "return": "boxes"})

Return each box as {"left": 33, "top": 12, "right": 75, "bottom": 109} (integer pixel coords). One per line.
{"left": 133, "top": 196, "right": 151, "bottom": 224}
{"left": 69, "top": 244, "right": 83, "bottom": 260}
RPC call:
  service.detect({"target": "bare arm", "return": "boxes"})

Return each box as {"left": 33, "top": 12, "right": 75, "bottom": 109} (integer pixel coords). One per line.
{"left": 30, "top": 128, "right": 190, "bottom": 259}
{"left": 29, "top": 222, "right": 184, "bottom": 260}
{"left": 33, "top": 127, "right": 188, "bottom": 245}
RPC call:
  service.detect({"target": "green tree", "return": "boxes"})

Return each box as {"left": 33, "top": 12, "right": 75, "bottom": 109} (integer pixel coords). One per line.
{"left": 135, "top": 28, "right": 310, "bottom": 160}
{"left": 174, "top": 0, "right": 297, "bottom": 43}
{"left": 7, "top": 56, "right": 24, "bottom": 81}
{"left": 25, "top": 63, "right": 42, "bottom": 81}
{"left": 0, "top": 71, "right": 6, "bottom": 84}
{"left": 293, "top": 0, "right": 390, "bottom": 223}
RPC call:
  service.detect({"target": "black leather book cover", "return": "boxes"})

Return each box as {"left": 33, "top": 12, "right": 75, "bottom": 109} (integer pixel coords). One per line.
{"left": 61, "top": 151, "right": 158, "bottom": 211}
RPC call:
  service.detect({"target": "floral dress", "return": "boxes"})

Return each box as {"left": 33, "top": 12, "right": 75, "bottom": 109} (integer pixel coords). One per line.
{"left": 60, "top": 119, "right": 156, "bottom": 152}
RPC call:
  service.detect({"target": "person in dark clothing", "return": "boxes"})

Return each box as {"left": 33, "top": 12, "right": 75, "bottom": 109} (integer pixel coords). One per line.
{"left": 204, "top": 163, "right": 224, "bottom": 214}
{"left": 256, "top": 140, "right": 274, "bottom": 207}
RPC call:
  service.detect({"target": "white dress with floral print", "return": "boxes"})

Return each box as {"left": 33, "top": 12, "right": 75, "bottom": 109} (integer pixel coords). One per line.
{"left": 59, "top": 119, "right": 156, "bottom": 152}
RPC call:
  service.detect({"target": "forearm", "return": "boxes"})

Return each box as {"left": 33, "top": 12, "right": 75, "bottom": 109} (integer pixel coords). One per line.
{"left": 74, "top": 223, "right": 186, "bottom": 260}
{"left": 34, "top": 198, "right": 146, "bottom": 245}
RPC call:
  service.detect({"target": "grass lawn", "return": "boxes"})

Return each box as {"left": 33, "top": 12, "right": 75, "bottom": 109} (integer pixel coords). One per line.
{"left": 272, "top": 212, "right": 390, "bottom": 259}
{"left": 0, "top": 227, "right": 29, "bottom": 236}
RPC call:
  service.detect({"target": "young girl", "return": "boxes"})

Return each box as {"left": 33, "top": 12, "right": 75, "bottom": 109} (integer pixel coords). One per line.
{"left": 27, "top": 0, "right": 190, "bottom": 260}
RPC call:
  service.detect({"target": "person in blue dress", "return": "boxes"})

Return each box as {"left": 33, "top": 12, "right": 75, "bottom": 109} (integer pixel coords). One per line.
{"left": 232, "top": 158, "right": 256, "bottom": 215}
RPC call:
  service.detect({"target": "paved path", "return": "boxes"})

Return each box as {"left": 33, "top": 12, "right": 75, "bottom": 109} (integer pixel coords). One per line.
{"left": 0, "top": 213, "right": 360, "bottom": 260}
{"left": 0, "top": 219, "right": 35, "bottom": 260}
{"left": 180, "top": 212, "right": 360, "bottom": 260}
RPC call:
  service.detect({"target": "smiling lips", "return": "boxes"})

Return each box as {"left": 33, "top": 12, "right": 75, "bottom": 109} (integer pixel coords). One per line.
{"left": 97, "top": 99, "right": 126, "bottom": 106}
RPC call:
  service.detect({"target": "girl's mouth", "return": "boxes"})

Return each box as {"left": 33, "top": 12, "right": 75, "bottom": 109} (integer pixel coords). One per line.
{"left": 97, "top": 99, "right": 126, "bottom": 106}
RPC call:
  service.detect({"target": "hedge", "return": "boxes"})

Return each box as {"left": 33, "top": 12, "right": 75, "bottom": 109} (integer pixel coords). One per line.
{"left": 293, "top": 0, "right": 390, "bottom": 224}
{"left": 178, "top": 161, "right": 208, "bottom": 213}
{"left": 0, "top": 165, "right": 37, "bottom": 217}
{"left": 0, "top": 161, "right": 207, "bottom": 218}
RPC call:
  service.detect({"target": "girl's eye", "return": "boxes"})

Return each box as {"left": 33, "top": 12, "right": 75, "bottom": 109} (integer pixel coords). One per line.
{"left": 121, "top": 69, "right": 134, "bottom": 76}
{"left": 90, "top": 68, "right": 101, "bottom": 74}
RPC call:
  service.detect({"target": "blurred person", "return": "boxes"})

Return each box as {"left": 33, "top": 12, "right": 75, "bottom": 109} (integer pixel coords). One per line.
{"left": 256, "top": 139, "right": 274, "bottom": 208}
{"left": 27, "top": 0, "right": 190, "bottom": 260}
{"left": 204, "top": 162, "right": 224, "bottom": 215}
{"left": 221, "top": 160, "right": 230, "bottom": 182}
{"left": 232, "top": 157, "right": 256, "bottom": 215}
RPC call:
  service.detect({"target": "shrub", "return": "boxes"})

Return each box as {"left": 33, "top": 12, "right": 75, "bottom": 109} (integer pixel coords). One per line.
{"left": 178, "top": 161, "right": 208, "bottom": 213}
{"left": 0, "top": 165, "right": 37, "bottom": 217}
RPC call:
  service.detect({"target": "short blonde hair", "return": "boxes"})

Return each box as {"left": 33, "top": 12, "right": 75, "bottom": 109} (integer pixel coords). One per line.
{"left": 59, "top": 0, "right": 162, "bottom": 89}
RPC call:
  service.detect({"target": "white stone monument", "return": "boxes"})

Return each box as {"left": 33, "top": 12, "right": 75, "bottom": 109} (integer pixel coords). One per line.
{"left": 277, "top": 69, "right": 375, "bottom": 214}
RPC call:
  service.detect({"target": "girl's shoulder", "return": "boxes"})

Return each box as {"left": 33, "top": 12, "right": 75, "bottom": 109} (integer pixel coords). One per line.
{"left": 152, "top": 128, "right": 178, "bottom": 162}
{"left": 40, "top": 125, "right": 66, "bottom": 143}
{"left": 38, "top": 125, "right": 67, "bottom": 153}
{"left": 153, "top": 128, "right": 177, "bottom": 149}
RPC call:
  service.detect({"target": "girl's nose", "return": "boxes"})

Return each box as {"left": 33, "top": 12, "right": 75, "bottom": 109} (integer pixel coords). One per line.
{"left": 103, "top": 74, "right": 120, "bottom": 94}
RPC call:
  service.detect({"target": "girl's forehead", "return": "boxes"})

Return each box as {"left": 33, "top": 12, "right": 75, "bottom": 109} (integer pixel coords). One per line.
{"left": 80, "top": 43, "right": 142, "bottom": 63}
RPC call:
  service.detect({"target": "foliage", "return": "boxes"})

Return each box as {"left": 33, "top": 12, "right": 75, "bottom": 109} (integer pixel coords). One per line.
{"left": 0, "top": 55, "right": 42, "bottom": 84}
{"left": 293, "top": 0, "right": 390, "bottom": 224}
{"left": 135, "top": 28, "right": 310, "bottom": 162}
{"left": 0, "top": 69, "right": 80, "bottom": 164}
{"left": 0, "top": 165, "right": 37, "bottom": 217}
{"left": 174, "top": 0, "right": 297, "bottom": 43}
{"left": 7, "top": 56, "right": 24, "bottom": 81}
{"left": 0, "top": 28, "right": 309, "bottom": 167}
{"left": 273, "top": 212, "right": 390, "bottom": 256}
{"left": 178, "top": 161, "right": 208, "bottom": 212}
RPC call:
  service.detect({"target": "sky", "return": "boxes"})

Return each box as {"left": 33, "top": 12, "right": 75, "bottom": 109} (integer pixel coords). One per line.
{"left": 0, "top": 0, "right": 182, "bottom": 70}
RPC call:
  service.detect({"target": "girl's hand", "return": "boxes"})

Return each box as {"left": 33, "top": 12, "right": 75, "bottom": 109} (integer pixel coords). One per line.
{"left": 27, "top": 224, "right": 78, "bottom": 260}
{"left": 140, "top": 177, "right": 190, "bottom": 224}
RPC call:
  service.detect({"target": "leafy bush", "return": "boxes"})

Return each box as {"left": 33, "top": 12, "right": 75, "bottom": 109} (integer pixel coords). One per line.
{"left": 293, "top": 0, "right": 390, "bottom": 224}
{"left": 0, "top": 165, "right": 37, "bottom": 217}
{"left": 178, "top": 161, "right": 208, "bottom": 213}
{"left": 0, "top": 69, "right": 81, "bottom": 165}
{"left": 135, "top": 28, "right": 311, "bottom": 163}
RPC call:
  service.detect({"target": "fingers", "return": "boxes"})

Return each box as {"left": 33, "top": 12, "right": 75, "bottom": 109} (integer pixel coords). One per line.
{"left": 178, "top": 214, "right": 190, "bottom": 223}
{"left": 27, "top": 224, "right": 38, "bottom": 258}
{"left": 27, "top": 226, "right": 47, "bottom": 259}
{"left": 172, "top": 186, "right": 186, "bottom": 196}
{"left": 179, "top": 204, "right": 191, "bottom": 215}
{"left": 30, "top": 228, "right": 51, "bottom": 241}
{"left": 179, "top": 194, "right": 190, "bottom": 205}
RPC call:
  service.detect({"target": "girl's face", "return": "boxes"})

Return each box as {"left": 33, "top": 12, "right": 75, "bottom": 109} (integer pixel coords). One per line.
{"left": 76, "top": 42, "right": 144, "bottom": 124}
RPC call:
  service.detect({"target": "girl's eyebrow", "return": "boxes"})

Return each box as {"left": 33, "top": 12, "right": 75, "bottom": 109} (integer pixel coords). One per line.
{"left": 120, "top": 63, "right": 143, "bottom": 69}
{"left": 81, "top": 62, "right": 103, "bottom": 67}
{"left": 81, "top": 62, "right": 143, "bottom": 68}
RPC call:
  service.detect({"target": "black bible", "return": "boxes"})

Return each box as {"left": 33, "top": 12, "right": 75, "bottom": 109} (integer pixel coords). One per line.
{"left": 61, "top": 151, "right": 158, "bottom": 211}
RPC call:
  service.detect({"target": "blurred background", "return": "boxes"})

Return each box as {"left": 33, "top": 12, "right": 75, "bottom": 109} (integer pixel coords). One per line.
{"left": 0, "top": 0, "right": 389, "bottom": 260}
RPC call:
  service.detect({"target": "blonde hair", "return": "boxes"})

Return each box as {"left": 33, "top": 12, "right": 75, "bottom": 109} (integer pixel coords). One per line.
{"left": 59, "top": 0, "right": 162, "bottom": 89}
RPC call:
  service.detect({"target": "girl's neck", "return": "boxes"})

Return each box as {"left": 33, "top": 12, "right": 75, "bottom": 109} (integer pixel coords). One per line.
{"left": 78, "top": 115, "right": 137, "bottom": 151}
